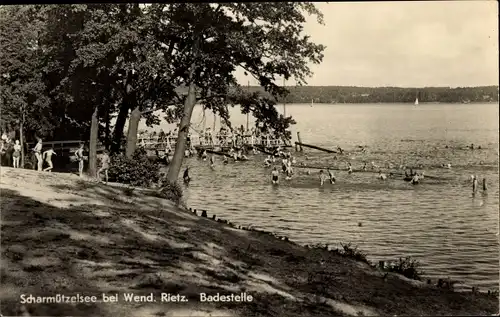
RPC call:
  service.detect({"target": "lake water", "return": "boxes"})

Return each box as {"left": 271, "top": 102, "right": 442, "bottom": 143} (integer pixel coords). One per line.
{"left": 150, "top": 103, "right": 499, "bottom": 291}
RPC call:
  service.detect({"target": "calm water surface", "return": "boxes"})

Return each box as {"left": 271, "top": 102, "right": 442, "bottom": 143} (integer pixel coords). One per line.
{"left": 151, "top": 103, "right": 499, "bottom": 291}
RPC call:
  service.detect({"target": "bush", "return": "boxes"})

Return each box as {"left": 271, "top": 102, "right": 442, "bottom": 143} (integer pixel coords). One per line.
{"left": 386, "top": 256, "right": 424, "bottom": 281}
{"left": 157, "top": 181, "right": 184, "bottom": 205}
{"left": 108, "top": 148, "right": 161, "bottom": 187}
{"left": 338, "top": 242, "right": 369, "bottom": 263}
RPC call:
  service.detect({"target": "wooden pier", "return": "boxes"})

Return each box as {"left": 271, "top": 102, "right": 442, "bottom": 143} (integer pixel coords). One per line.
{"left": 138, "top": 134, "right": 291, "bottom": 152}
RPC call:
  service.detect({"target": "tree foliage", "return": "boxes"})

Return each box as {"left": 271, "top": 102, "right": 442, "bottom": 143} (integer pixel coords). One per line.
{"left": 1, "top": 3, "right": 325, "bottom": 181}
{"left": 0, "top": 6, "right": 52, "bottom": 139}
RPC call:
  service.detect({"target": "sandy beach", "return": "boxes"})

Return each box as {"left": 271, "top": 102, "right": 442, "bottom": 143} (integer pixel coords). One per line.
{"left": 0, "top": 167, "right": 498, "bottom": 316}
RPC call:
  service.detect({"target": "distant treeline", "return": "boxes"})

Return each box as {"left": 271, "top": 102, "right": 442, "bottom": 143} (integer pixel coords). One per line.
{"left": 243, "top": 86, "right": 499, "bottom": 104}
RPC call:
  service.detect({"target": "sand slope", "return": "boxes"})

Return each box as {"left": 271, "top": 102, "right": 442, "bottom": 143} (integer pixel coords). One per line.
{"left": 1, "top": 167, "right": 497, "bottom": 316}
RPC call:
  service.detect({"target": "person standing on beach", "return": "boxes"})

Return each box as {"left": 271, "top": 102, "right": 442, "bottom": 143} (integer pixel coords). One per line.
{"left": 271, "top": 166, "right": 279, "bottom": 184}
{"left": 33, "top": 138, "right": 43, "bottom": 171}
{"left": 75, "top": 143, "right": 85, "bottom": 177}
{"left": 482, "top": 178, "right": 487, "bottom": 194}
{"left": 12, "top": 140, "right": 21, "bottom": 168}
{"left": 42, "top": 147, "right": 56, "bottom": 172}
{"left": 98, "top": 150, "right": 110, "bottom": 184}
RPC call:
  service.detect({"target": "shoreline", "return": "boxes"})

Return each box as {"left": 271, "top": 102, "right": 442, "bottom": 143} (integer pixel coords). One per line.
{"left": 275, "top": 101, "right": 499, "bottom": 105}
{"left": 1, "top": 167, "right": 498, "bottom": 316}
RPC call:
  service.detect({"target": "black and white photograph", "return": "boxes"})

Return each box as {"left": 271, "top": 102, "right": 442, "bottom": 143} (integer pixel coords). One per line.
{"left": 0, "top": 1, "right": 498, "bottom": 316}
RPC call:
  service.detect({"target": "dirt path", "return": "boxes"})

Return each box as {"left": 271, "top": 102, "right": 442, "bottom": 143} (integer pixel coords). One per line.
{"left": 1, "top": 167, "right": 497, "bottom": 316}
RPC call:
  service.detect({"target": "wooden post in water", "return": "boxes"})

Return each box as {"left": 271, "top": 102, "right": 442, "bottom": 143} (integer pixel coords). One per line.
{"left": 294, "top": 142, "right": 337, "bottom": 153}
{"left": 296, "top": 132, "right": 303, "bottom": 152}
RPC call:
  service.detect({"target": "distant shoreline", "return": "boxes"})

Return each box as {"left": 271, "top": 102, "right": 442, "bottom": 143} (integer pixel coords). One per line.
{"left": 276, "top": 101, "right": 499, "bottom": 105}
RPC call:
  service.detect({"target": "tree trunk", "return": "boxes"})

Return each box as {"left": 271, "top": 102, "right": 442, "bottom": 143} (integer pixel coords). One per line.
{"left": 166, "top": 69, "right": 197, "bottom": 183}
{"left": 125, "top": 105, "right": 141, "bottom": 158}
{"left": 110, "top": 100, "right": 130, "bottom": 154}
{"left": 104, "top": 101, "right": 110, "bottom": 150}
{"left": 88, "top": 105, "right": 99, "bottom": 178}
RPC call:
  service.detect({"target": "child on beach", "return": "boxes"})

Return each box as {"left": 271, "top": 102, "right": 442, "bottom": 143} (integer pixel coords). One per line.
{"left": 42, "top": 148, "right": 57, "bottom": 172}
{"left": 98, "top": 150, "right": 110, "bottom": 184}
{"left": 33, "top": 139, "right": 43, "bottom": 171}
{"left": 75, "top": 143, "right": 85, "bottom": 177}
{"left": 12, "top": 140, "right": 21, "bottom": 168}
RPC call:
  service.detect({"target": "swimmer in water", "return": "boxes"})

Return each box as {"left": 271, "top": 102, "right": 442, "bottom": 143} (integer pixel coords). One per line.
{"left": 183, "top": 167, "right": 191, "bottom": 184}
{"left": 264, "top": 155, "right": 272, "bottom": 167}
{"left": 410, "top": 173, "right": 419, "bottom": 185}
{"left": 319, "top": 170, "right": 327, "bottom": 186}
{"left": 282, "top": 159, "right": 287, "bottom": 173}
{"left": 378, "top": 171, "right": 387, "bottom": 180}
{"left": 362, "top": 162, "right": 367, "bottom": 171}
{"left": 271, "top": 167, "right": 279, "bottom": 184}
{"left": 209, "top": 155, "right": 215, "bottom": 169}
{"left": 223, "top": 155, "right": 229, "bottom": 164}
{"left": 347, "top": 162, "right": 353, "bottom": 174}
{"left": 201, "top": 150, "right": 207, "bottom": 161}
{"left": 327, "top": 169, "right": 336, "bottom": 184}
{"left": 472, "top": 175, "right": 478, "bottom": 194}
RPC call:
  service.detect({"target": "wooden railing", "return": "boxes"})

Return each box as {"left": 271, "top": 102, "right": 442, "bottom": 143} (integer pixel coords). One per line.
{"left": 138, "top": 134, "right": 288, "bottom": 149}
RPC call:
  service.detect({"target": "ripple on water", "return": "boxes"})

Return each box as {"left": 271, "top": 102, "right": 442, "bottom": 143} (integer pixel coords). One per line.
{"left": 184, "top": 103, "right": 499, "bottom": 290}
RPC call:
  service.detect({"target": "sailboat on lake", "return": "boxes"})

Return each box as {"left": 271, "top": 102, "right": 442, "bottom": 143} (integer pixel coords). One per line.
{"left": 414, "top": 91, "right": 419, "bottom": 106}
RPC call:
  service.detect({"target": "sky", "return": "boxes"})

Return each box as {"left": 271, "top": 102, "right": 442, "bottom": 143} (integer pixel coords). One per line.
{"left": 235, "top": 1, "right": 499, "bottom": 88}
